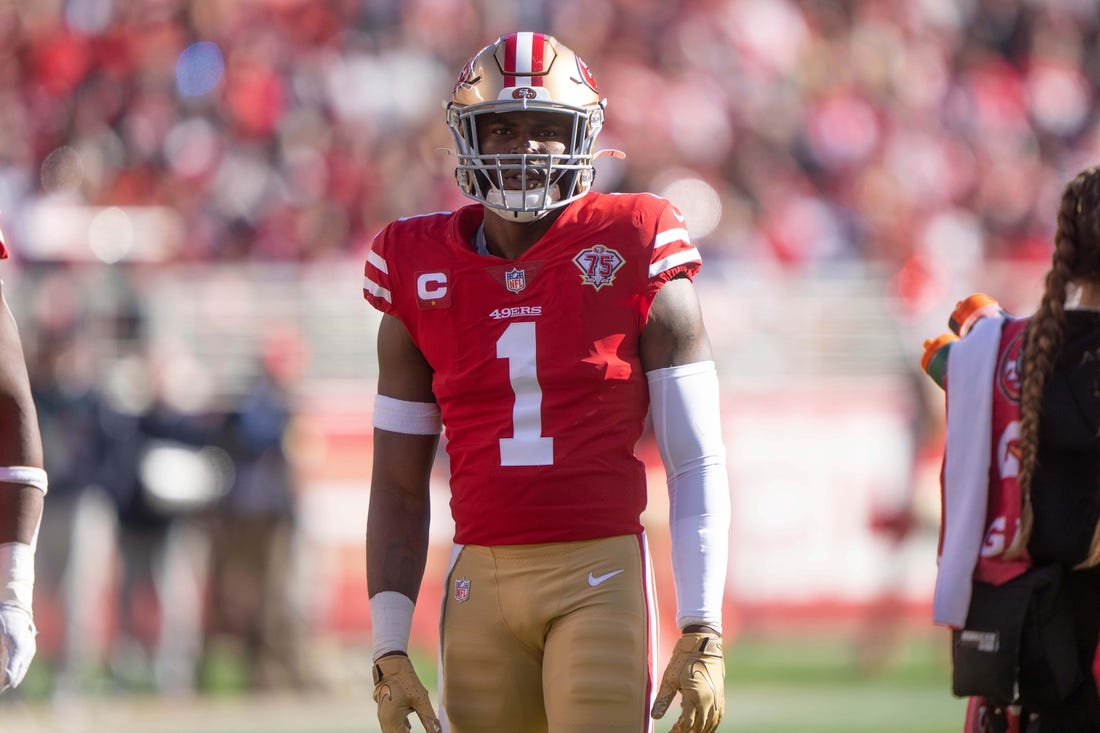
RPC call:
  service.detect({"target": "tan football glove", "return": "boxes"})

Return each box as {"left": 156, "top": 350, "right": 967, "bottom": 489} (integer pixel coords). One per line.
{"left": 372, "top": 654, "right": 441, "bottom": 733}
{"left": 651, "top": 632, "right": 725, "bottom": 733}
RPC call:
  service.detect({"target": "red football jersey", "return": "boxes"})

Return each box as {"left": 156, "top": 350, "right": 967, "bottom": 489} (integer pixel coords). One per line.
{"left": 363, "top": 192, "right": 702, "bottom": 545}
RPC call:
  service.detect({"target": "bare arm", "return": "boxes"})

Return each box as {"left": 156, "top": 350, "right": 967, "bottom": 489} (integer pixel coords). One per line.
{"left": 366, "top": 314, "right": 439, "bottom": 602}
{"left": 0, "top": 283, "right": 44, "bottom": 545}
{"left": 640, "top": 275, "right": 713, "bottom": 372}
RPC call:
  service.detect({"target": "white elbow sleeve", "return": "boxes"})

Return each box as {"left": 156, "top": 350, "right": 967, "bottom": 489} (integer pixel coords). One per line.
{"left": 647, "top": 361, "right": 731, "bottom": 632}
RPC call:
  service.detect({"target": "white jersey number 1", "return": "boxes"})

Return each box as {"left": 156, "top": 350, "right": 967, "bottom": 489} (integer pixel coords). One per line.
{"left": 496, "top": 322, "right": 553, "bottom": 466}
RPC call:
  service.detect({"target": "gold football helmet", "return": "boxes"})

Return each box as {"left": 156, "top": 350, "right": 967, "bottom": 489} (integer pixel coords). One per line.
{"left": 446, "top": 32, "right": 612, "bottom": 222}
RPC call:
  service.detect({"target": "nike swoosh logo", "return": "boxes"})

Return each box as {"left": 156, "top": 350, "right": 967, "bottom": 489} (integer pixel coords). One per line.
{"left": 588, "top": 569, "right": 625, "bottom": 587}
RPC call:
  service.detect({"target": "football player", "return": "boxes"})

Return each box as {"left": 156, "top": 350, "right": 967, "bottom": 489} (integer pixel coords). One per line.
{"left": 364, "top": 32, "right": 730, "bottom": 733}
{"left": 0, "top": 222, "right": 47, "bottom": 693}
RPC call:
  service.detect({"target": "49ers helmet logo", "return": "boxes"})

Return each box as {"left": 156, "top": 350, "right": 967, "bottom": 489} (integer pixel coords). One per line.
{"left": 512, "top": 87, "right": 536, "bottom": 99}
{"left": 576, "top": 57, "right": 598, "bottom": 93}
{"left": 573, "top": 244, "right": 624, "bottom": 290}
{"left": 452, "top": 54, "right": 482, "bottom": 95}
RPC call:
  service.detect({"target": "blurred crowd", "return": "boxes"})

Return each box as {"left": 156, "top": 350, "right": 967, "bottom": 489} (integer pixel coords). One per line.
{"left": 27, "top": 273, "right": 309, "bottom": 697}
{"left": 0, "top": 0, "right": 1098, "bottom": 272}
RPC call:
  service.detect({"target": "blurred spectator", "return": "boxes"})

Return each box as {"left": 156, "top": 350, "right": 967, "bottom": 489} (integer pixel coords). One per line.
{"left": 203, "top": 329, "right": 308, "bottom": 692}
{"left": 104, "top": 343, "right": 226, "bottom": 696}
{"left": 26, "top": 270, "right": 121, "bottom": 695}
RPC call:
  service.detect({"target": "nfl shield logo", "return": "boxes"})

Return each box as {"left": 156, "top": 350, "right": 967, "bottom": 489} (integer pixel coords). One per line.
{"left": 504, "top": 267, "right": 527, "bottom": 293}
{"left": 454, "top": 577, "right": 471, "bottom": 603}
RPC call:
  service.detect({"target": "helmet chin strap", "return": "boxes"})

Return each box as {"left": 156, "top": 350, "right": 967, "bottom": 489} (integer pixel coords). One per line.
{"left": 484, "top": 185, "right": 561, "bottom": 222}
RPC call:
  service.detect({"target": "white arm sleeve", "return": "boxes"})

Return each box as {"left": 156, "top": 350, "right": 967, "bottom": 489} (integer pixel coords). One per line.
{"left": 647, "top": 361, "right": 731, "bottom": 632}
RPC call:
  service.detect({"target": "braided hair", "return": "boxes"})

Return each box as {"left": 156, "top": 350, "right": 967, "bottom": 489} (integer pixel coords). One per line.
{"left": 1007, "top": 166, "right": 1100, "bottom": 564}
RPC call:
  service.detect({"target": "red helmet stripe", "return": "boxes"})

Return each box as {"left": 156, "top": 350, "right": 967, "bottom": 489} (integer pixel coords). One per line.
{"left": 502, "top": 31, "right": 546, "bottom": 88}
{"left": 503, "top": 33, "right": 518, "bottom": 87}
{"left": 530, "top": 32, "right": 545, "bottom": 86}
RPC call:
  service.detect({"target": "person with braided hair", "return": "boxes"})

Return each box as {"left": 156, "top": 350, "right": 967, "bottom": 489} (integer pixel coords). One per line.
{"left": 1005, "top": 165, "right": 1100, "bottom": 731}
{"left": 926, "top": 165, "right": 1100, "bottom": 732}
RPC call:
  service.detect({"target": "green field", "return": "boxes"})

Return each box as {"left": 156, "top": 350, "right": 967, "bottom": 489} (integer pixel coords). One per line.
{"left": 722, "top": 632, "right": 966, "bottom": 732}
{"left": 0, "top": 631, "right": 967, "bottom": 732}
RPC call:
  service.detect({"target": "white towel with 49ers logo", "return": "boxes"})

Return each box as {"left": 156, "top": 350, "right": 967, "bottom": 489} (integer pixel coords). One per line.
{"left": 933, "top": 315, "right": 1034, "bottom": 628}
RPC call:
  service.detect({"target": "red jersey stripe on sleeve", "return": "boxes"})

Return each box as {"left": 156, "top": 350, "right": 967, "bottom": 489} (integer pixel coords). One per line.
{"left": 362, "top": 232, "right": 394, "bottom": 312}
{"left": 366, "top": 248, "right": 388, "bottom": 276}
{"left": 649, "top": 227, "right": 701, "bottom": 279}
{"left": 650, "top": 249, "right": 700, "bottom": 278}
{"left": 363, "top": 274, "right": 391, "bottom": 304}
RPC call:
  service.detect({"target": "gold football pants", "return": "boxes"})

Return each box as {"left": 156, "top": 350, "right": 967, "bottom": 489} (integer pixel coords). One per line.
{"left": 439, "top": 533, "right": 657, "bottom": 733}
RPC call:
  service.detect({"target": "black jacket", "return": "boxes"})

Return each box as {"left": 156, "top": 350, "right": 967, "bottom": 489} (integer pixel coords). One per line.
{"left": 1028, "top": 310, "right": 1100, "bottom": 567}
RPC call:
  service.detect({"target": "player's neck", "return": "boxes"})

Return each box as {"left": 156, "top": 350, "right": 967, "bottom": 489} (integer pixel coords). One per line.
{"left": 481, "top": 208, "right": 562, "bottom": 260}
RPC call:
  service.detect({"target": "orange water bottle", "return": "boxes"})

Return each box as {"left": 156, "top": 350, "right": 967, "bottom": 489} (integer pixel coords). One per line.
{"left": 948, "top": 292, "right": 1004, "bottom": 337}
{"left": 920, "top": 293, "right": 1006, "bottom": 389}
{"left": 921, "top": 332, "right": 957, "bottom": 389}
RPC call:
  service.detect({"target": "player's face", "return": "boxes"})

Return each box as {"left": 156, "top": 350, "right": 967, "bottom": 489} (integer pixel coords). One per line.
{"left": 476, "top": 111, "right": 571, "bottom": 189}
